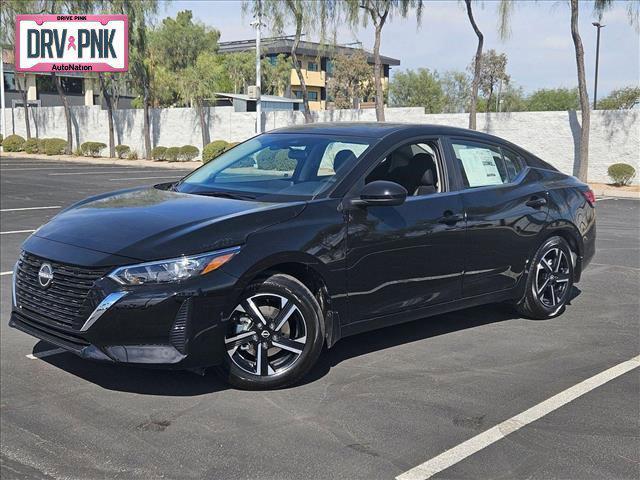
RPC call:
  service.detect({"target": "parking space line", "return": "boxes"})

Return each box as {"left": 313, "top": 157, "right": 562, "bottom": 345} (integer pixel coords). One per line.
{"left": 109, "top": 176, "right": 182, "bottom": 181}
{"left": 26, "top": 348, "right": 67, "bottom": 360}
{"left": 1, "top": 206, "right": 61, "bottom": 212}
{"left": 396, "top": 355, "right": 640, "bottom": 480}
{"left": 1, "top": 271, "right": 12, "bottom": 276}
{"left": 0, "top": 229, "right": 36, "bottom": 235}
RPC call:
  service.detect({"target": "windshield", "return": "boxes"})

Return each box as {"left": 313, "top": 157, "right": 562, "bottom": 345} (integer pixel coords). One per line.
{"left": 175, "top": 134, "right": 372, "bottom": 201}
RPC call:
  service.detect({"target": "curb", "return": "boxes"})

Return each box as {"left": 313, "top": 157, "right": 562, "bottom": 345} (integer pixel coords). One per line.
{"left": 0, "top": 152, "right": 202, "bottom": 170}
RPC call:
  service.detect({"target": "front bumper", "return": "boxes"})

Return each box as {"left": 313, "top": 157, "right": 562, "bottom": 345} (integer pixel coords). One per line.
{"left": 10, "top": 264, "right": 242, "bottom": 369}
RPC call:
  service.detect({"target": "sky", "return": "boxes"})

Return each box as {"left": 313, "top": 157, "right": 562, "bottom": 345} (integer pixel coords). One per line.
{"left": 160, "top": 0, "right": 640, "bottom": 97}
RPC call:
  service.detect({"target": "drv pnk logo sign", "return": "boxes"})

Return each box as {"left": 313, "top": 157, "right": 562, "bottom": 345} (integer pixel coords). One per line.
{"left": 15, "top": 14, "right": 128, "bottom": 72}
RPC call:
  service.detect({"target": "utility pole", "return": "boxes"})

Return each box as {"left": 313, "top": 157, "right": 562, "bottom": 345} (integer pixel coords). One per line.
{"left": 251, "top": 1, "right": 264, "bottom": 134}
{"left": 592, "top": 22, "right": 605, "bottom": 110}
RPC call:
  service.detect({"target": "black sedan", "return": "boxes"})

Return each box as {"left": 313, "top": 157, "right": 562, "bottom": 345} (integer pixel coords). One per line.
{"left": 10, "top": 123, "right": 596, "bottom": 389}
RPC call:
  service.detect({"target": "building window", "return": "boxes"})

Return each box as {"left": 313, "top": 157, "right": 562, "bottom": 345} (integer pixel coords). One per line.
{"left": 325, "top": 59, "right": 334, "bottom": 77}
{"left": 268, "top": 55, "right": 277, "bottom": 65}
{"left": 308, "top": 91, "right": 318, "bottom": 101}
{"left": 307, "top": 61, "right": 318, "bottom": 72}
{"left": 293, "top": 90, "right": 303, "bottom": 99}
{"left": 3, "top": 72, "right": 17, "bottom": 92}
{"left": 36, "top": 76, "right": 84, "bottom": 95}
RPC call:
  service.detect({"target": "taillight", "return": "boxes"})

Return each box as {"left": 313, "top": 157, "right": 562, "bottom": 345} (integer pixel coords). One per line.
{"left": 582, "top": 189, "right": 596, "bottom": 206}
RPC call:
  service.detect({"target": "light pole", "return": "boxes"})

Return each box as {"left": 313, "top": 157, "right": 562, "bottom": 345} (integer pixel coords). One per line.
{"left": 592, "top": 22, "right": 605, "bottom": 110}
{"left": 1, "top": 46, "right": 6, "bottom": 146}
{"left": 251, "top": 5, "right": 265, "bottom": 134}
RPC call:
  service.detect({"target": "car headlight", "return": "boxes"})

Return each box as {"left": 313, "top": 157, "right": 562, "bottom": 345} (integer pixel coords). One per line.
{"left": 108, "top": 246, "right": 240, "bottom": 285}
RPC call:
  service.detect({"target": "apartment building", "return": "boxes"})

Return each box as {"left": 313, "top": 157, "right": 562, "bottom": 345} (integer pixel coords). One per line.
{"left": 218, "top": 38, "right": 400, "bottom": 111}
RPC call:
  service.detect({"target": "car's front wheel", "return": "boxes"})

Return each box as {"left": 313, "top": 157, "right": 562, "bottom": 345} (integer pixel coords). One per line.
{"left": 517, "top": 236, "right": 574, "bottom": 319}
{"left": 220, "top": 274, "right": 324, "bottom": 390}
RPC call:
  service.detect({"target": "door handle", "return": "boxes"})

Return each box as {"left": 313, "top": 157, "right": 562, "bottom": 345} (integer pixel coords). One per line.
{"left": 438, "top": 212, "right": 464, "bottom": 225}
{"left": 526, "top": 197, "right": 547, "bottom": 208}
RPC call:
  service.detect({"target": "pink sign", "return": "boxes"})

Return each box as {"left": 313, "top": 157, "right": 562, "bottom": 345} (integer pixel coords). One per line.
{"left": 15, "top": 14, "right": 128, "bottom": 73}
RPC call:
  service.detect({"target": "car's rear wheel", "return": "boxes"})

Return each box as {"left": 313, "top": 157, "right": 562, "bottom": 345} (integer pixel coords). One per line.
{"left": 220, "top": 274, "right": 324, "bottom": 390}
{"left": 517, "top": 236, "right": 574, "bottom": 319}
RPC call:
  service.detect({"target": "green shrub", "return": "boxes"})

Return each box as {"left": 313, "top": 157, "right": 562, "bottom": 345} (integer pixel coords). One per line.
{"left": 115, "top": 144, "right": 131, "bottom": 159}
{"left": 165, "top": 146, "right": 180, "bottom": 162}
{"left": 179, "top": 145, "right": 199, "bottom": 161}
{"left": 23, "top": 138, "right": 39, "bottom": 154}
{"left": 0, "top": 134, "right": 3, "bottom": 144}
{"left": 43, "top": 138, "right": 67, "bottom": 155}
{"left": 2, "top": 134, "right": 26, "bottom": 152}
{"left": 224, "top": 141, "right": 240, "bottom": 152}
{"left": 608, "top": 163, "right": 636, "bottom": 186}
{"left": 81, "top": 141, "right": 107, "bottom": 157}
{"left": 73, "top": 147, "right": 83, "bottom": 157}
{"left": 202, "top": 140, "right": 229, "bottom": 163}
{"left": 127, "top": 150, "right": 139, "bottom": 160}
{"left": 256, "top": 148, "right": 297, "bottom": 171}
{"left": 151, "top": 146, "right": 167, "bottom": 161}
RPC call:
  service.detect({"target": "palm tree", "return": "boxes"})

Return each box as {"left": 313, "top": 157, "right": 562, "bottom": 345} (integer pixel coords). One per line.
{"left": 343, "top": 0, "right": 423, "bottom": 122}
{"left": 464, "top": 0, "right": 483, "bottom": 130}
{"left": 498, "top": 0, "right": 639, "bottom": 182}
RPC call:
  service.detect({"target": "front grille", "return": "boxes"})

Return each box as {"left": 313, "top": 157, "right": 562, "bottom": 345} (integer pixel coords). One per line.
{"left": 14, "top": 252, "right": 110, "bottom": 330}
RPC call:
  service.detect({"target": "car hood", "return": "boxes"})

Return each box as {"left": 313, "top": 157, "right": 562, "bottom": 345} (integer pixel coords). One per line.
{"left": 27, "top": 187, "right": 305, "bottom": 263}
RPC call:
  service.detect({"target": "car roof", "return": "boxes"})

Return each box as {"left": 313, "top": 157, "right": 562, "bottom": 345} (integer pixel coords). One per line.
{"left": 269, "top": 122, "right": 513, "bottom": 143}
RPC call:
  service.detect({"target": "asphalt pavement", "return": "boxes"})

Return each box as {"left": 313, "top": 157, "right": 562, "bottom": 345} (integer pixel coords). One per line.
{"left": 1, "top": 157, "right": 638, "bottom": 479}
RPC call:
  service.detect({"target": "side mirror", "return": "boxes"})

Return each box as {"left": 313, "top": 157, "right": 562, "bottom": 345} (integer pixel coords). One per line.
{"left": 351, "top": 180, "right": 407, "bottom": 207}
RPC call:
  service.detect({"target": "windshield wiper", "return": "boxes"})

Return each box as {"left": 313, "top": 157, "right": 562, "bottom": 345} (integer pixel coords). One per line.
{"left": 191, "top": 190, "right": 257, "bottom": 201}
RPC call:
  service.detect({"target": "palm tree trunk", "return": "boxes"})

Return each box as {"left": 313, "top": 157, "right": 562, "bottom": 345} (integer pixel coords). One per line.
{"left": 570, "top": 0, "right": 590, "bottom": 182}
{"left": 197, "top": 98, "right": 210, "bottom": 149}
{"left": 52, "top": 73, "right": 72, "bottom": 154}
{"left": 142, "top": 83, "right": 152, "bottom": 160}
{"left": 288, "top": 3, "right": 312, "bottom": 123}
{"left": 17, "top": 76, "right": 31, "bottom": 139}
{"left": 465, "top": 0, "right": 483, "bottom": 130}
{"left": 99, "top": 74, "right": 115, "bottom": 158}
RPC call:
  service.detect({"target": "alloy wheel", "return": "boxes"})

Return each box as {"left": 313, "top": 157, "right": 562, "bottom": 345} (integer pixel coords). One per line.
{"left": 535, "top": 248, "right": 570, "bottom": 309}
{"left": 225, "top": 293, "right": 307, "bottom": 376}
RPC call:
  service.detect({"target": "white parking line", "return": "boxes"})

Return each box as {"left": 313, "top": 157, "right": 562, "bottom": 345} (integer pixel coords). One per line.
{"left": 0, "top": 229, "right": 36, "bottom": 235}
{"left": 109, "top": 176, "right": 181, "bottom": 181}
{"left": 0, "top": 166, "right": 145, "bottom": 171}
{"left": 0, "top": 206, "right": 61, "bottom": 212}
{"left": 396, "top": 355, "right": 640, "bottom": 480}
{"left": 0, "top": 271, "right": 12, "bottom": 276}
{"left": 26, "top": 348, "right": 67, "bottom": 360}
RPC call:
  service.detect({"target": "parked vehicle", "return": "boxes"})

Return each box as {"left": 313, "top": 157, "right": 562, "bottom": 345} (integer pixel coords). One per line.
{"left": 10, "top": 123, "right": 596, "bottom": 389}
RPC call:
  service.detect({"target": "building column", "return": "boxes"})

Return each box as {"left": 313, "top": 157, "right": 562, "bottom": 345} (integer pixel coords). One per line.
{"left": 26, "top": 75, "right": 37, "bottom": 101}
{"left": 84, "top": 78, "right": 94, "bottom": 106}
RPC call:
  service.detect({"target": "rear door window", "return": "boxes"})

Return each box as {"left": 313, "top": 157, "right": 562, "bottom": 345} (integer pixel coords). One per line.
{"left": 452, "top": 140, "right": 506, "bottom": 188}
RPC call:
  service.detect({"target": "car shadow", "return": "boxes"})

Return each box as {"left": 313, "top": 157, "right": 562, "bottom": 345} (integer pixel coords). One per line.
{"left": 35, "top": 287, "right": 581, "bottom": 395}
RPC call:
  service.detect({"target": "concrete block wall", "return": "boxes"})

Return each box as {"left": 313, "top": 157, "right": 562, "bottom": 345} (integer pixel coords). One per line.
{"left": 3, "top": 105, "right": 638, "bottom": 184}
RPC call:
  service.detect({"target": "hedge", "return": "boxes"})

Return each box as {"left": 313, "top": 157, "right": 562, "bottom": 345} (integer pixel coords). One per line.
{"left": 202, "top": 140, "right": 228, "bottom": 163}
{"left": 2, "top": 134, "right": 25, "bottom": 152}
{"left": 43, "top": 138, "right": 67, "bottom": 155}
{"left": 179, "top": 145, "right": 199, "bottom": 161}
{"left": 23, "top": 138, "right": 39, "bottom": 154}
{"left": 115, "top": 144, "right": 131, "bottom": 159}
{"left": 127, "top": 150, "right": 139, "bottom": 160}
{"left": 165, "top": 146, "right": 180, "bottom": 162}
{"left": 151, "top": 146, "right": 167, "bottom": 161}
{"left": 81, "top": 141, "right": 107, "bottom": 157}
{"left": 256, "top": 148, "right": 297, "bottom": 171}
{"left": 608, "top": 163, "right": 636, "bottom": 186}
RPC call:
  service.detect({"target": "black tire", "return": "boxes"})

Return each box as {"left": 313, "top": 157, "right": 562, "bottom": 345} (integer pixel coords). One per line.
{"left": 219, "top": 274, "right": 324, "bottom": 390}
{"left": 516, "top": 236, "right": 574, "bottom": 320}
